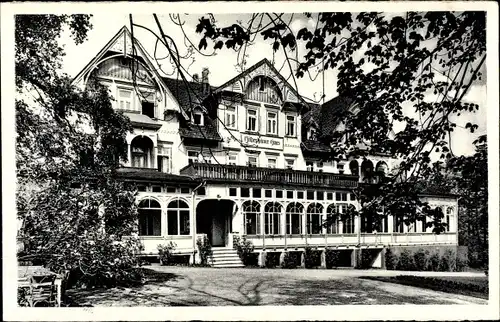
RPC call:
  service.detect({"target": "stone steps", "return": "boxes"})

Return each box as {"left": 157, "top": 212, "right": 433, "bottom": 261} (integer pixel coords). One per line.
{"left": 211, "top": 248, "right": 244, "bottom": 268}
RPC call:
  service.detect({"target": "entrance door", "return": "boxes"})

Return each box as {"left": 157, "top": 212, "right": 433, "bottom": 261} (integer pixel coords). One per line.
{"left": 212, "top": 211, "right": 226, "bottom": 247}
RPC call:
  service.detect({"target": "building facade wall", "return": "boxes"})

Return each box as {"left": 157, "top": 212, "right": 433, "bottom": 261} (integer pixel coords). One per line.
{"left": 73, "top": 27, "right": 459, "bottom": 257}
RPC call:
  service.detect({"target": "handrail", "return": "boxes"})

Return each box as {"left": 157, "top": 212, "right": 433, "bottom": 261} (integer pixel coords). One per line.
{"left": 180, "top": 162, "right": 359, "bottom": 187}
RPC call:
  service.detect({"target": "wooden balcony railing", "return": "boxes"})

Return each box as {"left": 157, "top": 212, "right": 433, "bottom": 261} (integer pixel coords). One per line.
{"left": 180, "top": 162, "right": 358, "bottom": 188}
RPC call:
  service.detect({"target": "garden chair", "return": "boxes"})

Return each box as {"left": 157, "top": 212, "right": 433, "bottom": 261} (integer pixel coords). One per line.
{"left": 27, "top": 274, "right": 57, "bottom": 307}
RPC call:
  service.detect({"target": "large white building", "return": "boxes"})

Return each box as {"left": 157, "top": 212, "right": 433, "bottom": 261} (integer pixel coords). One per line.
{"left": 73, "top": 26, "right": 458, "bottom": 267}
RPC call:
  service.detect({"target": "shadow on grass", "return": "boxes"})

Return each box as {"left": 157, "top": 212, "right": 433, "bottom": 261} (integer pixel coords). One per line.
{"left": 359, "top": 275, "right": 489, "bottom": 300}
{"left": 66, "top": 268, "right": 271, "bottom": 306}
{"left": 270, "top": 278, "right": 462, "bottom": 305}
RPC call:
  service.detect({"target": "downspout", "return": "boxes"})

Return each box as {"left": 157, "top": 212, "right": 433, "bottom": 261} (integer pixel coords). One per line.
{"left": 191, "top": 180, "right": 206, "bottom": 262}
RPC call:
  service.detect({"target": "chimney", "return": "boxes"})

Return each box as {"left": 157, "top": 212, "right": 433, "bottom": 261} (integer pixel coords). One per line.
{"left": 201, "top": 67, "right": 210, "bottom": 95}
{"left": 192, "top": 73, "right": 199, "bottom": 82}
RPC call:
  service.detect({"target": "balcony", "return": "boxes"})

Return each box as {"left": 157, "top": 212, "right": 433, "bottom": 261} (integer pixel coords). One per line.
{"left": 180, "top": 162, "right": 358, "bottom": 188}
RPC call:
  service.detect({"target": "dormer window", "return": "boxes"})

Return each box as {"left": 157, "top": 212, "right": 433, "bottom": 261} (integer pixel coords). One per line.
{"left": 193, "top": 111, "right": 204, "bottom": 126}
{"left": 308, "top": 128, "right": 317, "bottom": 140}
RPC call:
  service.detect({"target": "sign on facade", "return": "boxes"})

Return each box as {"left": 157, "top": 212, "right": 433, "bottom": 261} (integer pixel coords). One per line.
{"left": 241, "top": 133, "right": 283, "bottom": 150}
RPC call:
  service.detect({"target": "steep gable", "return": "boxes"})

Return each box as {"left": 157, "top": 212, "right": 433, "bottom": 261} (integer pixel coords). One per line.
{"left": 214, "top": 58, "right": 309, "bottom": 110}
{"left": 71, "top": 26, "right": 188, "bottom": 119}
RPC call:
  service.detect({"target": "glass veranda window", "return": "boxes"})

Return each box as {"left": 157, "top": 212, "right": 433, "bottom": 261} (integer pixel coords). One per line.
{"left": 167, "top": 199, "right": 190, "bottom": 235}
{"left": 264, "top": 202, "right": 282, "bottom": 235}
{"left": 138, "top": 199, "right": 162, "bottom": 236}
{"left": 286, "top": 203, "right": 304, "bottom": 235}
{"left": 307, "top": 203, "right": 323, "bottom": 234}
{"left": 243, "top": 201, "right": 261, "bottom": 235}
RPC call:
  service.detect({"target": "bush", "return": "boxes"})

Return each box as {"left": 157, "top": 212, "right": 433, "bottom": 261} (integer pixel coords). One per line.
{"left": 384, "top": 248, "right": 397, "bottom": 270}
{"left": 265, "top": 252, "right": 281, "bottom": 268}
{"left": 304, "top": 247, "right": 322, "bottom": 268}
{"left": 196, "top": 235, "right": 212, "bottom": 266}
{"left": 427, "top": 251, "right": 441, "bottom": 271}
{"left": 233, "top": 236, "right": 256, "bottom": 266}
{"left": 282, "top": 251, "right": 301, "bottom": 269}
{"left": 157, "top": 242, "right": 176, "bottom": 266}
{"left": 59, "top": 236, "right": 145, "bottom": 289}
{"left": 396, "top": 249, "right": 415, "bottom": 270}
{"left": 325, "top": 249, "right": 341, "bottom": 268}
{"left": 412, "top": 248, "right": 428, "bottom": 271}
{"left": 440, "top": 248, "right": 456, "bottom": 272}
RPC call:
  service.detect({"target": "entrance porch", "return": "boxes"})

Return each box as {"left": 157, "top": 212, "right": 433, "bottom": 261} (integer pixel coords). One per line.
{"left": 196, "top": 199, "right": 237, "bottom": 248}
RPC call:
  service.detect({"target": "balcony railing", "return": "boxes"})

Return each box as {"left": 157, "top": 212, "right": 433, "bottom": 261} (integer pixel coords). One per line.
{"left": 180, "top": 162, "right": 358, "bottom": 188}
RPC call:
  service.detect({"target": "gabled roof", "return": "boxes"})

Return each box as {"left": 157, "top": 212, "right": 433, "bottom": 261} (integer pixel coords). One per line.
{"left": 162, "top": 77, "right": 221, "bottom": 142}
{"left": 71, "top": 26, "right": 189, "bottom": 119}
{"left": 162, "top": 77, "right": 214, "bottom": 112}
{"left": 214, "top": 58, "right": 310, "bottom": 109}
{"left": 303, "top": 95, "right": 354, "bottom": 138}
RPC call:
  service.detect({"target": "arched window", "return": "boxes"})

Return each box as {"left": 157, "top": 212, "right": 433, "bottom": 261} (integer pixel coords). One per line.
{"left": 286, "top": 202, "right": 303, "bottom": 235}
{"left": 167, "top": 199, "right": 190, "bottom": 235}
{"left": 264, "top": 202, "right": 282, "bottom": 235}
{"left": 361, "top": 159, "right": 374, "bottom": 183}
{"left": 131, "top": 136, "right": 154, "bottom": 168}
{"left": 243, "top": 201, "right": 261, "bottom": 235}
{"left": 349, "top": 160, "right": 359, "bottom": 176}
{"left": 326, "top": 204, "right": 340, "bottom": 234}
{"left": 307, "top": 203, "right": 323, "bottom": 235}
{"left": 375, "top": 161, "right": 388, "bottom": 183}
{"left": 342, "top": 204, "right": 356, "bottom": 234}
{"left": 138, "top": 198, "right": 161, "bottom": 236}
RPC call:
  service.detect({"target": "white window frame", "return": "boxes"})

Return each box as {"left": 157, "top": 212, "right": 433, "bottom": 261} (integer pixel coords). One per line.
{"left": 247, "top": 155, "right": 258, "bottom": 167}
{"left": 316, "top": 161, "right": 324, "bottom": 173}
{"left": 267, "top": 111, "right": 278, "bottom": 135}
{"left": 193, "top": 111, "right": 204, "bottom": 126}
{"left": 187, "top": 151, "right": 199, "bottom": 164}
{"left": 286, "top": 115, "right": 296, "bottom": 137}
{"left": 267, "top": 157, "right": 277, "bottom": 168}
{"left": 247, "top": 109, "right": 257, "bottom": 132}
{"left": 157, "top": 143, "right": 172, "bottom": 173}
{"left": 117, "top": 88, "right": 134, "bottom": 111}
{"left": 285, "top": 158, "right": 295, "bottom": 170}
{"left": 227, "top": 153, "right": 238, "bottom": 165}
{"left": 306, "top": 161, "right": 313, "bottom": 172}
{"left": 225, "top": 106, "right": 237, "bottom": 129}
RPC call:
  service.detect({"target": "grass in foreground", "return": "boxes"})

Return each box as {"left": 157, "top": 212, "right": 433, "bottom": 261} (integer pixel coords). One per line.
{"left": 359, "top": 275, "right": 488, "bottom": 299}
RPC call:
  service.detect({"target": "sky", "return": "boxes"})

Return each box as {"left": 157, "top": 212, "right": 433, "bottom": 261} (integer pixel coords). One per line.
{"left": 59, "top": 13, "right": 487, "bottom": 156}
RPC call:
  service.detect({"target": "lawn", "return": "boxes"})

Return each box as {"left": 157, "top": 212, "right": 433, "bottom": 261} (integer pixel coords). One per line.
{"left": 359, "top": 275, "right": 488, "bottom": 299}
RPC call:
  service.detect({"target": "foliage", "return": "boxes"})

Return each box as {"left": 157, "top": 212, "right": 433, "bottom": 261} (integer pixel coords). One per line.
{"left": 396, "top": 249, "right": 416, "bottom": 271}
{"left": 196, "top": 235, "right": 213, "bottom": 266}
{"left": 282, "top": 252, "right": 301, "bottom": 269}
{"left": 233, "top": 235, "right": 256, "bottom": 266}
{"left": 412, "top": 248, "right": 428, "bottom": 271}
{"left": 265, "top": 252, "right": 281, "bottom": 268}
{"left": 193, "top": 12, "right": 486, "bottom": 234}
{"left": 58, "top": 235, "right": 144, "bottom": 289}
{"left": 158, "top": 242, "right": 177, "bottom": 266}
{"left": 325, "top": 249, "right": 342, "bottom": 268}
{"left": 304, "top": 247, "right": 322, "bottom": 268}
{"left": 427, "top": 250, "right": 441, "bottom": 271}
{"left": 384, "top": 248, "right": 397, "bottom": 270}
{"left": 16, "top": 14, "right": 141, "bottom": 288}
